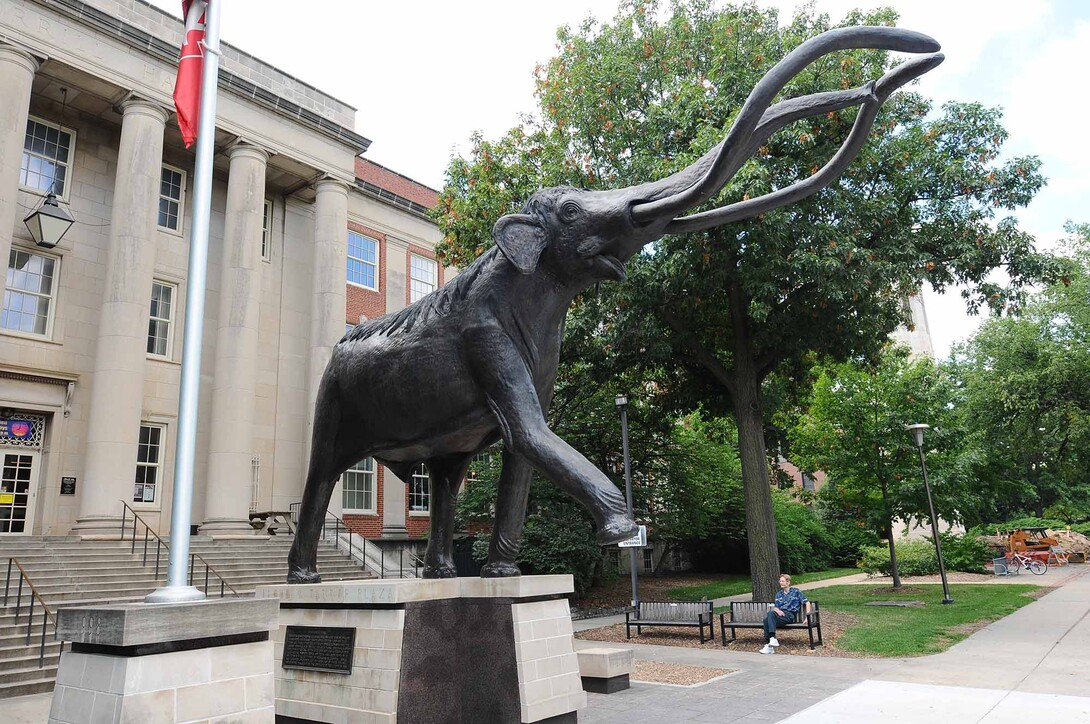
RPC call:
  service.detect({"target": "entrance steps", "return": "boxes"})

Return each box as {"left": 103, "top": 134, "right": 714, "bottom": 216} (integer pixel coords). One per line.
{"left": 0, "top": 534, "right": 376, "bottom": 697}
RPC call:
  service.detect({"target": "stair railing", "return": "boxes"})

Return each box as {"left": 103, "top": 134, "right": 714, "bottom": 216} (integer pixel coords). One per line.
{"left": 3, "top": 558, "right": 58, "bottom": 668}
{"left": 288, "top": 502, "right": 423, "bottom": 579}
{"left": 119, "top": 500, "right": 240, "bottom": 598}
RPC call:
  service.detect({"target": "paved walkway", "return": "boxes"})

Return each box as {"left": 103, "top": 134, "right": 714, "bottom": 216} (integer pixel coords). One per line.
{"left": 3, "top": 567, "right": 1087, "bottom": 723}
{"left": 577, "top": 564, "right": 1090, "bottom": 723}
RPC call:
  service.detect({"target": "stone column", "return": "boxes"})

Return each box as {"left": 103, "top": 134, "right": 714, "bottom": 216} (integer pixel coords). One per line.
{"left": 73, "top": 99, "right": 168, "bottom": 538}
{"left": 201, "top": 142, "right": 269, "bottom": 535}
{"left": 384, "top": 236, "right": 408, "bottom": 314}
{"left": 305, "top": 178, "right": 348, "bottom": 456}
{"left": 0, "top": 44, "right": 40, "bottom": 301}
{"left": 379, "top": 238, "right": 409, "bottom": 537}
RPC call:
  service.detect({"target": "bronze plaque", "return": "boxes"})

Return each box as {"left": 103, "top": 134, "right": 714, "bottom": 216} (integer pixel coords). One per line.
{"left": 282, "top": 625, "right": 355, "bottom": 674}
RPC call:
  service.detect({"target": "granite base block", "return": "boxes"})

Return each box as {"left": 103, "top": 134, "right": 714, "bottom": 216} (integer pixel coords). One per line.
{"left": 49, "top": 598, "right": 277, "bottom": 724}
{"left": 581, "top": 674, "right": 630, "bottom": 694}
{"left": 258, "top": 576, "right": 585, "bottom": 724}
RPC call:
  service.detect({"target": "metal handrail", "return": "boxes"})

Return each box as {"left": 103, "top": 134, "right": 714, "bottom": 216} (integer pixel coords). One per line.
{"left": 3, "top": 557, "right": 59, "bottom": 667}
{"left": 288, "top": 502, "right": 423, "bottom": 579}
{"left": 119, "top": 500, "right": 240, "bottom": 597}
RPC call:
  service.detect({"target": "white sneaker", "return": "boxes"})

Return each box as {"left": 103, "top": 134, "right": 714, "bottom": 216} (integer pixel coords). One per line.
{"left": 759, "top": 644, "right": 774, "bottom": 654}
{"left": 769, "top": 636, "right": 780, "bottom": 648}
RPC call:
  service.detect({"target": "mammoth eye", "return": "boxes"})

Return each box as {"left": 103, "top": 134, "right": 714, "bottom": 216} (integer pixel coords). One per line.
{"left": 559, "top": 200, "right": 582, "bottom": 222}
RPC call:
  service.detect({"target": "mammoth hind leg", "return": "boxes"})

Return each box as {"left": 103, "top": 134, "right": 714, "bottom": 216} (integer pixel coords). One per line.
{"left": 482, "top": 449, "right": 532, "bottom": 578}
{"left": 421, "top": 454, "right": 473, "bottom": 579}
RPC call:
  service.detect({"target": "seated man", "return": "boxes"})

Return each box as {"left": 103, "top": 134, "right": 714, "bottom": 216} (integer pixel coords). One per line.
{"left": 760, "top": 574, "right": 808, "bottom": 654}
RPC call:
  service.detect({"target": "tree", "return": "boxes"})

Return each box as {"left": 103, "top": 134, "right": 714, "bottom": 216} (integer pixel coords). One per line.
{"left": 434, "top": 1, "right": 1059, "bottom": 599}
{"left": 953, "top": 223, "right": 1090, "bottom": 519}
{"left": 788, "top": 348, "right": 967, "bottom": 585}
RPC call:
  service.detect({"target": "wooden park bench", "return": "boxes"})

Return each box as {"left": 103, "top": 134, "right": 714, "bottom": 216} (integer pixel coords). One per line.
{"left": 719, "top": 601, "right": 823, "bottom": 650}
{"left": 625, "top": 600, "right": 714, "bottom": 644}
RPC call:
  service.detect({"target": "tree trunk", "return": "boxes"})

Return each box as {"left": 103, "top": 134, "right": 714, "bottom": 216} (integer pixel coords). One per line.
{"left": 727, "top": 286, "right": 779, "bottom": 602}
{"left": 880, "top": 480, "right": 901, "bottom": 588}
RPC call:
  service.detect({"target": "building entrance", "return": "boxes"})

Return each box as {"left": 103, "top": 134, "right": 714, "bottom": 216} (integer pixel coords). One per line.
{"left": 0, "top": 450, "right": 38, "bottom": 534}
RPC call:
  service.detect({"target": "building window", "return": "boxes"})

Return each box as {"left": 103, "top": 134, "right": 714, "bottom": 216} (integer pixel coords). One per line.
{"left": 802, "top": 472, "right": 816, "bottom": 491}
{"left": 409, "top": 464, "right": 430, "bottom": 514}
{"left": 147, "top": 281, "right": 176, "bottom": 358}
{"left": 347, "top": 231, "right": 378, "bottom": 290}
{"left": 158, "top": 165, "right": 186, "bottom": 231}
{"left": 261, "top": 200, "right": 272, "bottom": 260}
{"left": 21, "top": 117, "right": 73, "bottom": 197}
{"left": 2, "top": 249, "right": 57, "bottom": 337}
{"left": 409, "top": 254, "right": 437, "bottom": 303}
{"left": 135, "top": 424, "right": 164, "bottom": 503}
{"left": 342, "top": 457, "right": 376, "bottom": 513}
{"left": 642, "top": 548, "right": 654, "bottom": 573}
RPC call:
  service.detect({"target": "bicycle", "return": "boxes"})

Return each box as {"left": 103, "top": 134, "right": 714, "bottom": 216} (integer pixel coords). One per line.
{"left": 1007, "top": 550, "right": 1048, "bottom": 575}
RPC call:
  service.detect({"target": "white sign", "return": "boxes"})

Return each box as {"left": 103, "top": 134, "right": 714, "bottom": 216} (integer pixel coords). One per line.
{"left": 617, "top": 525, "right": 647, "bottom": 548}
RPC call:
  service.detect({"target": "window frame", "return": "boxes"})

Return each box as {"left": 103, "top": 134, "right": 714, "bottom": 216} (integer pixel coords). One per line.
{"left": 261, "top": 199, "right": 273, "bottom": 261}
{"left": 134, "top": 423, "right": 166, "bottom": 505}
{"left": 20, "top": 116, "right": 75, "bottom": 201}
{"left": 341, "top": 457, "right": 377, "bottom": 514}
{"left": 409, "top": 253, "right": 437, "bottom": 304}
{"left": 347, "top": 231, "right": 379, "bottom": 291}
{"left": 147, "top": 280, "right": 177, "bottom": 360}
{"left": 157, "top": 164, "right": 187, "bottom": 234}
{"left": 1, "top": 246, "right": 60, "bottom": 340}
{"left": 408, "top": 464, "right": 430, "bottom": 515}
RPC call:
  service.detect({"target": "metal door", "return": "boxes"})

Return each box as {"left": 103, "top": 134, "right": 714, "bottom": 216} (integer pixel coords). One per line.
{"left": 0, "top": 451, "right": 38, "bottom": 534}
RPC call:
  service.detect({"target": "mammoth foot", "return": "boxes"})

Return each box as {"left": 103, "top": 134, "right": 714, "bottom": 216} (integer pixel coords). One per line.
{"left": 287, "top": 567, "right": 321, "bottom": 584}
{"left": 481, "top": 561, "right": 521, "bottom": 578}
{"left": 422, "top": 562, "right": 458, "bottom": 579}
{"left": 597, "top": 514, "right": 639, "bottom": 546}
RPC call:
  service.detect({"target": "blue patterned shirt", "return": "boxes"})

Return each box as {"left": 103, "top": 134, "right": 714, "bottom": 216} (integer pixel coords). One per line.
{"left": 775, "top": 587, "right": 808, "bottom": 621}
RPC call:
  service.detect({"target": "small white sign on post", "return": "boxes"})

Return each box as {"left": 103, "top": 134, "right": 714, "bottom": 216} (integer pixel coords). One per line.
{"left": 617, "top": 525, "right": 647, "bottom": 548}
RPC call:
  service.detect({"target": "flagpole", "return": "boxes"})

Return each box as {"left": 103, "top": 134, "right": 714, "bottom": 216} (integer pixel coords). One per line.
{"left": 146, "top": 0, "right": 221, "bottom": 604}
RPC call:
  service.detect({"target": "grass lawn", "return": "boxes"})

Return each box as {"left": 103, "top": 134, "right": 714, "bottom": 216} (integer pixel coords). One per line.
{"left": 810, "top": 583, "right": 1041, "bottom": 657}
{"left": 664, "top": 567, "right": 858, "bottom": 601}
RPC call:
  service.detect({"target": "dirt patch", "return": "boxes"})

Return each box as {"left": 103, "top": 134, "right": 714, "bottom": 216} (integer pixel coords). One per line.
{"left": 575, "top": 609, "right": 872, "bottom": 658}
{"left": 572, "top": 574, "right": 725, "bottom": 612}
{"left": 631, "top": 660, "right": 734, "bottom": 686}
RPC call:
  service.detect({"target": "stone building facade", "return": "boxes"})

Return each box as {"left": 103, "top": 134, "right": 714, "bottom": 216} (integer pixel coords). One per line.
{"left": 0, "top": 0, "right": 448, "bottom": 541}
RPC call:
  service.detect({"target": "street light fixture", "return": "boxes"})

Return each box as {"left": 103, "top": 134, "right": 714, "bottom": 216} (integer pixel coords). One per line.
{"left": 23, "top": 193, "right": 75, "bottom": 249}
{"left": 905, "top": 423, "right": 954, "bottom": 604}
{"left": 615, "top": 395, "right": 638, "bottom": 608}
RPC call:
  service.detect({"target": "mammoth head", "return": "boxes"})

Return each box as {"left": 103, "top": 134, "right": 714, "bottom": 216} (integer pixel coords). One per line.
{"left": 493, "top": 26, "right": 943, "bottom": 280}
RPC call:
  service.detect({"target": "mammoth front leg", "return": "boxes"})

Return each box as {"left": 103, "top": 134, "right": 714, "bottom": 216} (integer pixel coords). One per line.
{"left": 482, "top": 449, "right": 532, "bottom": 578}
{"left": 422, "top": 455, "right": 472, "bottom": 578}
{"left": 468, "top": 328, "right": 637, "bottom": 545}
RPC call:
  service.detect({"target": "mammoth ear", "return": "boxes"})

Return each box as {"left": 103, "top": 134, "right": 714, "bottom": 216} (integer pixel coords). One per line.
{"left": 493, "top": 214, "right": 547, "bottom": 274}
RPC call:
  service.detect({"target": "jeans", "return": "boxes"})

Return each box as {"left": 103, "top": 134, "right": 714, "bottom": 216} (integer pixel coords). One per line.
{"left": 763, "top": 610, "right": 795, "bottom": 641}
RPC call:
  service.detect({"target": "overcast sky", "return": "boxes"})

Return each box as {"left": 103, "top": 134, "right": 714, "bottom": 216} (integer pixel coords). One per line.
{"left": 145, "top": 0, "right": 1087, "bottom": 358}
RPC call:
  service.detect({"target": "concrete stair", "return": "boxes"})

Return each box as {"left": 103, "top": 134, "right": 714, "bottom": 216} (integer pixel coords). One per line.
{"left": 0, "top": 534, "right": 375, "bottom": 698}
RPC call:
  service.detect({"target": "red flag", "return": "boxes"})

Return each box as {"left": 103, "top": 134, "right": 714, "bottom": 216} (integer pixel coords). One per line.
{"left": 174, "top": 0, "right": 208, "bottom": 148}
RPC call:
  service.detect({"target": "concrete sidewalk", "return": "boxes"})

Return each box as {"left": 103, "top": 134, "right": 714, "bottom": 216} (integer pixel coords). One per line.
{"left": 576, "top": 563, "right": 1090, "bottom": 723}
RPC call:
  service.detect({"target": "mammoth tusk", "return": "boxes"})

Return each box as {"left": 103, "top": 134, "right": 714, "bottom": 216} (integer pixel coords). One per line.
{"left": 663, "top": 52, "right": 944, "bottom": 234}
{"left": 631, "top": 26, "right": 941, "bottom": 224}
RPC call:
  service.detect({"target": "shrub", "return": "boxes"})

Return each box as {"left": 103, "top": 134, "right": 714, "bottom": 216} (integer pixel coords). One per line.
{"left": 967, "top": 516, "right": 1067, "bottom": 537}
{"left": 1069, "top": 522, "right": 1090, "bottom": 537}
{"left": 772, "top": 490, "right": 833, "bottom": 573}
{"left": 823, "top": 520, "right": 880, "bottom": 568}
{"left": 859, "top": 539, "right": 937, "bottom": 576}
{"left": 938, "top": 532, "right": 991, "bottom": 574}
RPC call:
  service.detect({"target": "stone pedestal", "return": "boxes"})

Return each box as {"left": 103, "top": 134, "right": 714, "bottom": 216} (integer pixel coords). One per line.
{"left": 49, "top": 598, "right": 278, "bottom": 724}
{"left": 256, "top": 575, "right": 586, "bottom": 724}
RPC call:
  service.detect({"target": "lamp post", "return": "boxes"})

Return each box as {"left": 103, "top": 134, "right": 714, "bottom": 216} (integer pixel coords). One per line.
{"left": 906, "top": 423, "right": 953, "bottom": 604}
{"left": 616, "top": 395, "right": 638, "bottom": 608}
{"left": 23, "top": 193, "right": 75, "bottom": 249}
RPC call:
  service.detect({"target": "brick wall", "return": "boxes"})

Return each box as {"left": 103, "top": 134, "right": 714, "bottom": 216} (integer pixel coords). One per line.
{"left": 406, "top": 514, "right": 430, "bottom": 538}
{"left": 346, "top": 221, "right": 387, "bottom": 324}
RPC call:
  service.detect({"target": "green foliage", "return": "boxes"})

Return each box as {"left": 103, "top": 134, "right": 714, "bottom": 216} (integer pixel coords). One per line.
{"left": 967, "top": 516, "right": 1067, "bottom": 537}
{"left": 937, "top": 532, "right": 991, "bottom": 574}
{"left": 823, "top": 520, "right": 880, "bottom": 568}
{"left": 772, "top": 490, "right": 832, "bottom": 573}
{"left": 1069, "top": 522, "right": 1090, "bottom": 537}
{"left": 815, "top": 583, "right": 1040, "bottom": 656}
{"left": 859, "top": 539, "right": 937, "bottom": 576}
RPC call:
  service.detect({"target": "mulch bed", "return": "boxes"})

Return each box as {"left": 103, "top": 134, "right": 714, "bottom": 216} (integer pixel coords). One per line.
{"left": 576, "top": 609, "right": 868, "bottom": 658}
{"left": 631, "top": 660, "right": 735, "bottom": 686}
{"left": 572, "top": 574, "right": 726, "bottom": 612}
